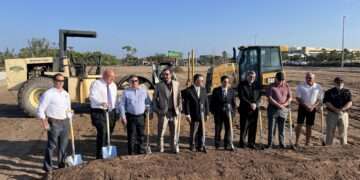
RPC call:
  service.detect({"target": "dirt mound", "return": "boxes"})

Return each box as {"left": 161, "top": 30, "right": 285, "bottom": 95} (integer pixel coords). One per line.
{"left": 51, "top": 145, "right": 360, "bottom": 180}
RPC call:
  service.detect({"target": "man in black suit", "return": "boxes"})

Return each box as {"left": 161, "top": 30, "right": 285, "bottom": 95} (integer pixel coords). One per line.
{"left": 238, "top": 71, "right": 261, "bottom": 148}
{"left": 183, "top": 74, "right": 209, "bottom": 153}
{"left": 210, "top": 75, "right": 236, "bottom": 150}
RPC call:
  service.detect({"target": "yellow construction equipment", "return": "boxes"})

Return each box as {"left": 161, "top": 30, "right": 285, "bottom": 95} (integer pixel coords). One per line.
{"left": 5, "top": 29, "right": 101, "bottom": 116}
{"left": 206, "top": 46, "right": 284, "bottom": 94}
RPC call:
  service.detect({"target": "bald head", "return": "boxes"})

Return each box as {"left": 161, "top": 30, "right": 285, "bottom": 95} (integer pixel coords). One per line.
{"left": 102, "top": 69, "right": 115, "bottom": 84}
{"left": 305, "top": 72, "right": 315, "bottom": 86}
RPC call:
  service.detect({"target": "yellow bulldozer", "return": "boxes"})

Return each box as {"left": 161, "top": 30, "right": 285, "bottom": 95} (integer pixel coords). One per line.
{"left": 5, "top": 29, "right": 102, "bottom": 116}
{"left": 206, "top": 46, "right": 284, "bottom": 93}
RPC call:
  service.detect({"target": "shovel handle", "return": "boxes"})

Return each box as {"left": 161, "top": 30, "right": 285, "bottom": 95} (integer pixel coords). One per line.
{"left": 258, "top": 110, "right": 263, "bottom": 144}
{"left": 288, "top": 102, "right": 293, "bottom": 146}
{"left": 146, "top": 110, "right": 150, "bottom": 145}
{"left": 67, "top": 110, "right": 76, "bottom": 157}
{"left": 106, "top": 111, "right": 111, "bottom": 146}
{"left": 227, "top": 107, "right": 234, "bottom": 144}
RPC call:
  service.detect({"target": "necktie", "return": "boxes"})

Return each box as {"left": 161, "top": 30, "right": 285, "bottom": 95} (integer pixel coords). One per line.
{"left": 107, "top": 84, "right": 112, "bottom": 109}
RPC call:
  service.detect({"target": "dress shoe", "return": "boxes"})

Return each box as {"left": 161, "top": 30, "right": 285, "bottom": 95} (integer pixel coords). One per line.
{"left": 248, "top": 144, "right": 256, "bottom": 149}
{"left": 201, "top": 146, "right": 207, "bottom": 153}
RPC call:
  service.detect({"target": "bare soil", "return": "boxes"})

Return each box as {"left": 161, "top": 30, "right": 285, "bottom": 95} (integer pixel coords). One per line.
{"left": 0, "top": 66, "right": 360, "bottom": 180}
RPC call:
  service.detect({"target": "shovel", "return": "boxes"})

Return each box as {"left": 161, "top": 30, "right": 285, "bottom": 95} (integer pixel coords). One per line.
{"left": 102, "top": 109, "right": 118, "bottom": 159}
{"left": 258, "top": 109, "right": 264, "bottom": 149}
{"left": 145, "top": 105, "right": 152, "bottom": 154}
{"left": 65, "top": 111, "right": 83, "bottom": 166}
{"left": 200, "top": 104, "right": 206, "bottom": 150}
{"left": 226, "top": 104, "right": 235, "bottom": 150}
{"left": 288, "top": 102, "right": 294, "bottom": 149}
{"left": 173, "top": 111, "right": 182, "bottom": 153}
{"left": 320, "top": 105, "right": 326, "bottom": 146}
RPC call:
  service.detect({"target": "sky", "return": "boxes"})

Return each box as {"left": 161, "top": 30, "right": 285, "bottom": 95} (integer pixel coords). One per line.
{"left": 0, "top": 0, "right": 359, "bottom": 57}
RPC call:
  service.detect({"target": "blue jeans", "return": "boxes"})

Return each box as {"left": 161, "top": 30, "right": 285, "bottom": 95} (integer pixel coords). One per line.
{"left": 43, "top": 118, "right": 69, "bottom": 172}
{"left": 267, "top": 105, "right": 287, "bottom": 146}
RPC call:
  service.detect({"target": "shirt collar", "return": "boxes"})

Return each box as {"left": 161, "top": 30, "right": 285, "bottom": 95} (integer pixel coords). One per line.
{"left": 304, "top": 82, "right": 316, "bottom": 88}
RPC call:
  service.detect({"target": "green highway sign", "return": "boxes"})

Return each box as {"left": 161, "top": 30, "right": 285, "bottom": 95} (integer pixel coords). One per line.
{"left": 167, "top": 50, "right": 183, "bottom": 58}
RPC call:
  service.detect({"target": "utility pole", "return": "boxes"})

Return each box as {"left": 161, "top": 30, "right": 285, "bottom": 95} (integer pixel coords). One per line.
{"left": 341, "top": 16, "right": 346, "bottom": 68}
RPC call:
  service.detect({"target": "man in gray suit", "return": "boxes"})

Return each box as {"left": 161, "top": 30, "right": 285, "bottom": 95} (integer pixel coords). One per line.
{"left": 153, "top": 68, "right": 182, "bottom": 153}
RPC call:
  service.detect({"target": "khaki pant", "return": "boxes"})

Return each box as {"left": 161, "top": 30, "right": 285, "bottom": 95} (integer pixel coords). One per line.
{"left": 157, "top": 115, "right": 179, "bottom": 152}
{"left": 326, "top": 111, "right": 349, "bottom": 145}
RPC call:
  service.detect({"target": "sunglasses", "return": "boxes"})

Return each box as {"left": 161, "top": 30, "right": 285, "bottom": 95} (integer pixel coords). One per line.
{"left": 130, "top": 79, "right": 139, "bottom": 83}
{"left": 55, "top": 79, "right": 64, "bottom": 82}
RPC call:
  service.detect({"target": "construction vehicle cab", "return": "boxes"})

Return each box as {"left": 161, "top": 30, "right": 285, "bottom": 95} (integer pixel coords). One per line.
{"left": 234, "top": 46, "right": 283, "bottom": 92}
{"left": 5, "top": 29, "right": 101, "bottom": 116}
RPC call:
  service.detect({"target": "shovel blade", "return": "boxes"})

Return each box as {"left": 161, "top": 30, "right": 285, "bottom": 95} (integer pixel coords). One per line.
{"left": 102, "top": 146, "right": 117, "bottom": 159}
{"left": 65, "top": 154, "right": 83, "bottom": 166}
{"left": 145, "top": 146, "right": 152, "bottom": 154}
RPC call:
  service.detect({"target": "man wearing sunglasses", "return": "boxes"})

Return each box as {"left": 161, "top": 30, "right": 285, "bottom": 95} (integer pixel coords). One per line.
{"left": 119, "top": 75, "right": 151, "bottom": 155}
{"left": 89, "top": 69, "right": 118, "bottom": 159}
{"left": 37, "top": 73, "right": 71, "bottom": 172}
{"left": 323, "top": 77, "right": 352, "bottom": 145}
{"left": 295, "top": 72, "right": 323, "bottom": 147}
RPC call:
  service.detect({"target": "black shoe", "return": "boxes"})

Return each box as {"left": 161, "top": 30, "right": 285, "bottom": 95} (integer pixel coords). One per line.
{"left": 225, "top": 144, "right": 235, "bottom": 151}
{"left": 279, "top": 144, "right": 286, "bottom": 149}
{"left": 190, "top": 145, "right": 196, "bottom": 152}
{"left": 201, "top": 146, "right": 207, "bottom": 153}
{"left": 248, "top": 144, "right": 256, "bottom": 149}
{"left": 266, "top": 144, "right": 273, "bottom": 149}
{"left": 238, "top": 143, "right": 246, "bottom": 148}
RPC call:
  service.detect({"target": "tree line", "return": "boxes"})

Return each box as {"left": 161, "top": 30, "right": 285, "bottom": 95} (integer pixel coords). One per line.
{"left": 284, "top": 48, "right": 360, "bottom": 66}
{"left": 0, "top": 38, "right": 234, "bottom": 68}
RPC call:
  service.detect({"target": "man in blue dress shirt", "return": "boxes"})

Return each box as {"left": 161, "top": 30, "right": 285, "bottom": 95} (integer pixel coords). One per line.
{"left": 118, "top": 75, "right": 152, "bottom": 155}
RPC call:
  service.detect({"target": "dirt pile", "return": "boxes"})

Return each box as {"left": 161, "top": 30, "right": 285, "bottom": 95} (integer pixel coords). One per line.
{"left": 51, "top": 145, "right": 360, "bottom": 180}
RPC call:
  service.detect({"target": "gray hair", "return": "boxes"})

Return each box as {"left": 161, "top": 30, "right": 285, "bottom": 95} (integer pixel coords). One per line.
{"left": 246, "top": 71, "right": 256, "bottom": 77}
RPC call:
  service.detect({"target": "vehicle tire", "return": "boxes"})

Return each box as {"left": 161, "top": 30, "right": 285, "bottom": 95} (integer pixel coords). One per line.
{"left": 116, "top": 75, "right": 154, "bottom": 90}
{"left": 18, "top": 77, "right": 53, "bottom": 116}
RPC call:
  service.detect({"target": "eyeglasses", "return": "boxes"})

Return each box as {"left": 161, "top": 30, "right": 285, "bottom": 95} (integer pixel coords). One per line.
{"left": 130, "top": 79, "right": 139, "bottom": 83}
{"left": 55, "top": 79, "right": 64, "bottom": 82}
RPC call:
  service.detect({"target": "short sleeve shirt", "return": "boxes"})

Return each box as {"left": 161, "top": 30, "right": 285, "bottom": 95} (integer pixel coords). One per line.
{"left": 296, "top": 82, "right": 323, "bottom": 106}
{"left": 323, "top": 87, "right": 352, "bottom": 109}
{"left": 266, "top": 82, "right": 291, "bottom": 104}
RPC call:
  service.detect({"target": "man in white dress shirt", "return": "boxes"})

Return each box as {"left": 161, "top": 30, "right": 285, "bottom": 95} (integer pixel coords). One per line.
{"left": 295, "top": 72, "right": 323, "bottom": 146}
{"left": 89, "top": 69, "right": 118, "bottom": 159}
{"left": 37, "top": 73, "right": 71, "bottom": 172}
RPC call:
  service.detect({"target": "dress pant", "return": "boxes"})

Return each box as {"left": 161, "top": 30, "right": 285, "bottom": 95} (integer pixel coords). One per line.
{"left": 326, "top": 111, "right": 349, "bottom": 145}
{"left": 189, "top": 118, "right": 205, "bottom": 149}
{"left": 43, "top": 118, "right": 69, "bottom": 172}
{"left": 214, "top": 111, "right": 232, "bottom": 148}
{"left": 126, "top": 113, "right": 145, "bottom": 155}
{"left": 239, "top": 109, "right": 258, "bottom": 146}
{"left": 90, "top": 109, "right": 117, "bottom": 159}
{"left": 158, "top": 115, "right": 178, "bottom": 152}
{"left": 267, "top": 105, "right": 287, "bottom": 146}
